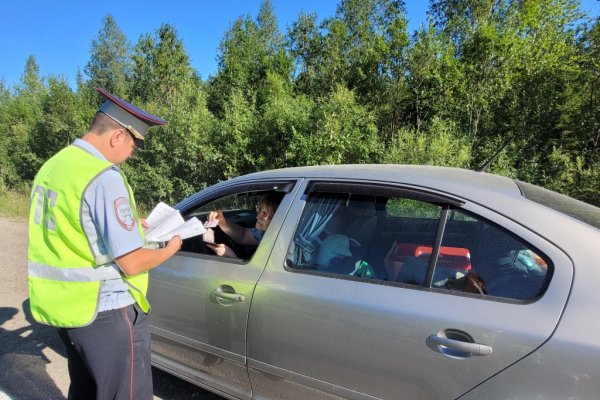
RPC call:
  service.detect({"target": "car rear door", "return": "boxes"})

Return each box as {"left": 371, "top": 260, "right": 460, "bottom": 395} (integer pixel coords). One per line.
{"left": 246, "top": 180, "right": 573, "bottom": 400}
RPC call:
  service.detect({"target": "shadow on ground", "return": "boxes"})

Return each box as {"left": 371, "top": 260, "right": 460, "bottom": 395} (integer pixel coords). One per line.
{"left": 0, "top": 300, "right": 66, "bottom": 400}
{"left": 0, "top": 300, "right": 222, "bottom": 400}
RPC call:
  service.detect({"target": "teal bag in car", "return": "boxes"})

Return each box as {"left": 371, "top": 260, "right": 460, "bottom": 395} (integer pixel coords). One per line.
{"left": 351, "top": 260, "right": 376, "bottom": 278}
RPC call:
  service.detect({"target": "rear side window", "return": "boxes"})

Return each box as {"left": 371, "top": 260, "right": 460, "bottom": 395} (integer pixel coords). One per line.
{"left": 286, "top": 189, "right": 552, "bottom": 301}
{"left": 435, "top": 209, "right": 552, "bottom": 300}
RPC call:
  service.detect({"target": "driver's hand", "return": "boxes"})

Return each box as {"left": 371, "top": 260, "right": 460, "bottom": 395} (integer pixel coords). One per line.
{"left": 207, "top": 210, "right": 227, "bottom": 227}
{"left": 206, "top": 243, "right": 237, "bottom": 258}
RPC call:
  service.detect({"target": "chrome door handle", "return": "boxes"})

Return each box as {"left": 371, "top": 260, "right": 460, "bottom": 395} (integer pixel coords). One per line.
{"left": 212, "top": 287, "right": 245, "bottom": 303}
{"left": 427, "top": 335, "right": 493, "bottom": 357}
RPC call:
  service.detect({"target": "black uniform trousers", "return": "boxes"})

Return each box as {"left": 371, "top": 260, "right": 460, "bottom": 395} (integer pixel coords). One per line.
{"left": 57, "top": 303, "right": 153, "bottom": 400}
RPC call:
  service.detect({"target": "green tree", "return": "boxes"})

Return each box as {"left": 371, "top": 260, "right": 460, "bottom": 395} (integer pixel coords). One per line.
{"left": 288, "top": 0, "right": 411, "bottom": 145}
{"left": 383, "top": 116, "right": 471, "bottom": 166}
{"left": 0, "top": 80, "right": 11, "bottom": 192}
{"left": 496, "top": 0, "right": 582, "bottom": 184}
{"left": 429, "top": 0, "right": 517, "bottom": 144}
{"left": 127, "top": 23, "right": 210, "bottom": 205}
{"left": 336, "top": 0, "right": 409, "bottom": 102}
{"left": 1, "top": 56, "right": 46, "bottom": 187}
{"left": 253, "top": 72, "right": 314, "bottom": 170}
{"left": 560, "top": 17, "right": 600, "bottom": 169}
{"left": 28, "top": 77, "right": 79, "bottom": 169}
{"left": 206, "top": 0, "right": 297, "bottom": 181}
{"left": 336, "top": 0, "right": 411, "bottom": 144}
{"left": 531, "top": 15, "right": 600, "bottom": 205}
{"left": 289, "top": 85, "right": 382, "bottom": 165}
{"left": 132, "top": 24, "right": 200, "bottom": 104}
{"left": 84, "top": 15, "right": 132, "bottom": 98}
{"left": 208, "top": 88, "right": 255, "bottom": 180}
{"left": 404, "top": 23, "right": 462, "bottom": 134}
{"left": 288, "top": 12, "right": 324, "bottom": 97}
{"left": 208, "top": 0, "right": 292, "bottom": 116}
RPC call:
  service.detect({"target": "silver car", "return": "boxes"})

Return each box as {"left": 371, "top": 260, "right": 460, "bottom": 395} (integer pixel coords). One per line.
{"left": 148, "top": 165, "right": 600, "bottom": 400}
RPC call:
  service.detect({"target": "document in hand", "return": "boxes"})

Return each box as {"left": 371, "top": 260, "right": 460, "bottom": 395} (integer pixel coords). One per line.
{"left": 145, "top": 202, "right": 205, "bottom": 242}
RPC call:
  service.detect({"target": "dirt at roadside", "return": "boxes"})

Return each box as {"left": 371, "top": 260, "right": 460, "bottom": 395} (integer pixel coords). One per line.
{"left": 0, "top": 217, "right": 67, "bottom": 400}
{"left": 0, "top": 217, "right": 28, "bottom": 296}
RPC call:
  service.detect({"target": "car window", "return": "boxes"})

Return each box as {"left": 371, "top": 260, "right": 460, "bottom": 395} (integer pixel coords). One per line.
{"left": 286, "top": 191, "right": 442, "bottom": 282}
{"left": 191, "top": 192, "right": 265, "bottom": 216}
{"left": 181, "top": 190, "right": 284, "bottom": 260}
{"left": 286, "top": 189, "right": 552, "bottom": 301}
{"left": 386, "top": 198, "right": 441, "bottom": 219}
{"left": 435, "top": 209, "right": 552, "bottom": 300}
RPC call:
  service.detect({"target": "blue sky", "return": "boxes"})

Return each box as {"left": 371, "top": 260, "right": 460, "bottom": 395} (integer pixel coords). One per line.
{"left": 0, "top": 0, "right": 598, "bottom": 89}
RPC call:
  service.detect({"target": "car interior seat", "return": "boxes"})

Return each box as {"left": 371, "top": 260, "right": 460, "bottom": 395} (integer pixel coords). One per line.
{"left": 324, "top": 194, "right": 378, "bottom": 256}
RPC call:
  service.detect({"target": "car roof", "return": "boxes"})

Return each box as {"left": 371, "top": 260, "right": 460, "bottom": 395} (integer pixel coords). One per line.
{"left": 235, "top": 164, "right": 521, "bottom": 199}
{"left": 220, "top": 164, "right": 600, "bottom": 232}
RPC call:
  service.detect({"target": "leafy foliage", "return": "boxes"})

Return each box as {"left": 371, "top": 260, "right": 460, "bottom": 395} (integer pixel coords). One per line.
{"left": 84, "top": 15, "right": 132, "bottom": 98}
{"left": 1, "top": 0, "right": 599, "bottom": 208}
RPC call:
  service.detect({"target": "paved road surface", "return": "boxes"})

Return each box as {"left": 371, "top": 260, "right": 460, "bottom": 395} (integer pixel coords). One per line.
{"left": 0, "top": 217, "right": 224, "bottom": 400}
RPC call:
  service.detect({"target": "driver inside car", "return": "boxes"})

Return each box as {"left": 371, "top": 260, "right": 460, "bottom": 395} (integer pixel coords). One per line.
{"left": 205, "top": 194, "right": 280, "bottom": 258}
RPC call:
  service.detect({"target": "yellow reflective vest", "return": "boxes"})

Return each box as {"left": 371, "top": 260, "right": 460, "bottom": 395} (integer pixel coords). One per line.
{"left": 28, "top": 145, "right": 149, "bottom": 327}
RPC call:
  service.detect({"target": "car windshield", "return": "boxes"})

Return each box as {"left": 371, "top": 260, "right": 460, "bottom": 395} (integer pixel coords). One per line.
{"left": 516, "top": 180, "right": 600, "bottom": 230}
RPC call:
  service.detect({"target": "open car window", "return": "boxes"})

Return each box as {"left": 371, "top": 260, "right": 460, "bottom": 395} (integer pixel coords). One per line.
{"left": 181, "top": 190, "right": 284, "bottom": 261}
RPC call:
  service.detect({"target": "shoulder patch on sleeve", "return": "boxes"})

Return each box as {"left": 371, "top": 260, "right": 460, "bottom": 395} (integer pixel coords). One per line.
{"left": 114, "top": 197, "right": 136, "bottom": 231}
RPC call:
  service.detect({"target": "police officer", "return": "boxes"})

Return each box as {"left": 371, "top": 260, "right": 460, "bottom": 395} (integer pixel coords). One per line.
{"left": 27, "top": 87, "right": 182, "bottom": 400}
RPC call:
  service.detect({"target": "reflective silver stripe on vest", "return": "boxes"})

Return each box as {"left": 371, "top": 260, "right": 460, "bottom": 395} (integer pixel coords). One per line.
{"left": 28, "top": 262, "right": 122, "bottom": 282}
{"left": 94, "top": 254, "right": 114, "bottom": 266}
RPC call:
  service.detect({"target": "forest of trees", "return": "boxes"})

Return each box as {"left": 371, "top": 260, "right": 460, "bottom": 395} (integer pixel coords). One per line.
{"left": 1, "top": 0, "right": 599, "bottom": 207}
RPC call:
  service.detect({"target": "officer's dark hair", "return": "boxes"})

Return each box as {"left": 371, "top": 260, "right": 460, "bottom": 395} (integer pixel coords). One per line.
{"left": 88, "top": 111, "right": 124, "bottom": 135}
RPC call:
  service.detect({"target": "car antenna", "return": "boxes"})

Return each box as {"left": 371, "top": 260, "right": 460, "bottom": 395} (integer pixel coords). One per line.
{"left": 476, "top": 135, "right": 513, "bottom": 172}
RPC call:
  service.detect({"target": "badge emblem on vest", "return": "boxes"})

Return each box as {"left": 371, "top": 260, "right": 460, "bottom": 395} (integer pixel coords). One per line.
{"left": 114, "top": 197, "right": 135, "bottom": 230}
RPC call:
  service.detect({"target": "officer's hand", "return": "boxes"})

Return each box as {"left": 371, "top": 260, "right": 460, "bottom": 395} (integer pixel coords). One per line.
{"left": 167, "top": 235, "right": 182, "bottom": 251}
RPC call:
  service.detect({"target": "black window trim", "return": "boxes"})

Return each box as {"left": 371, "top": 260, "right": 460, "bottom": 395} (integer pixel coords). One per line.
{"left": 425, "top": 205, "right": 450, "bottom": 288}
{"left": 177, "top": 180, "right": 296, "bottom": 215}
{"left": 306, "top": 181, "right": 465, "bottom": 207}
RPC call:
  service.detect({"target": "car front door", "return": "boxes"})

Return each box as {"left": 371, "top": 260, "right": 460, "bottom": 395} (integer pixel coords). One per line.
{"left": 246, "top": 181, "right": 573, "bottom": 400}
{"left": 148, "top": 180, "right": 299, "bottom": 399}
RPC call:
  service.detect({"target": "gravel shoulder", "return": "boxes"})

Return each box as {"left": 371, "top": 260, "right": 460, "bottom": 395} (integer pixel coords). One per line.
{"left": 0, "top": 216, "right": 220, "bottom": 400}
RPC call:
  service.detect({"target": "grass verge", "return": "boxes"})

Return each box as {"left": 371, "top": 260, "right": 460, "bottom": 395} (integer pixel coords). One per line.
{"left": 0, "top": 190, "right": 151, "bottom": 221}
{"left": 0, "top": 190, "right": 29, "bottom": 220}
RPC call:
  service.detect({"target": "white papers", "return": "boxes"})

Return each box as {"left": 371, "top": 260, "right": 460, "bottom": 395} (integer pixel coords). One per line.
{"left": 145, "top": 202, "right": 205, "bottom": 242}
{"left": 202, "top": 228, "right": 215, "bottom": 243}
